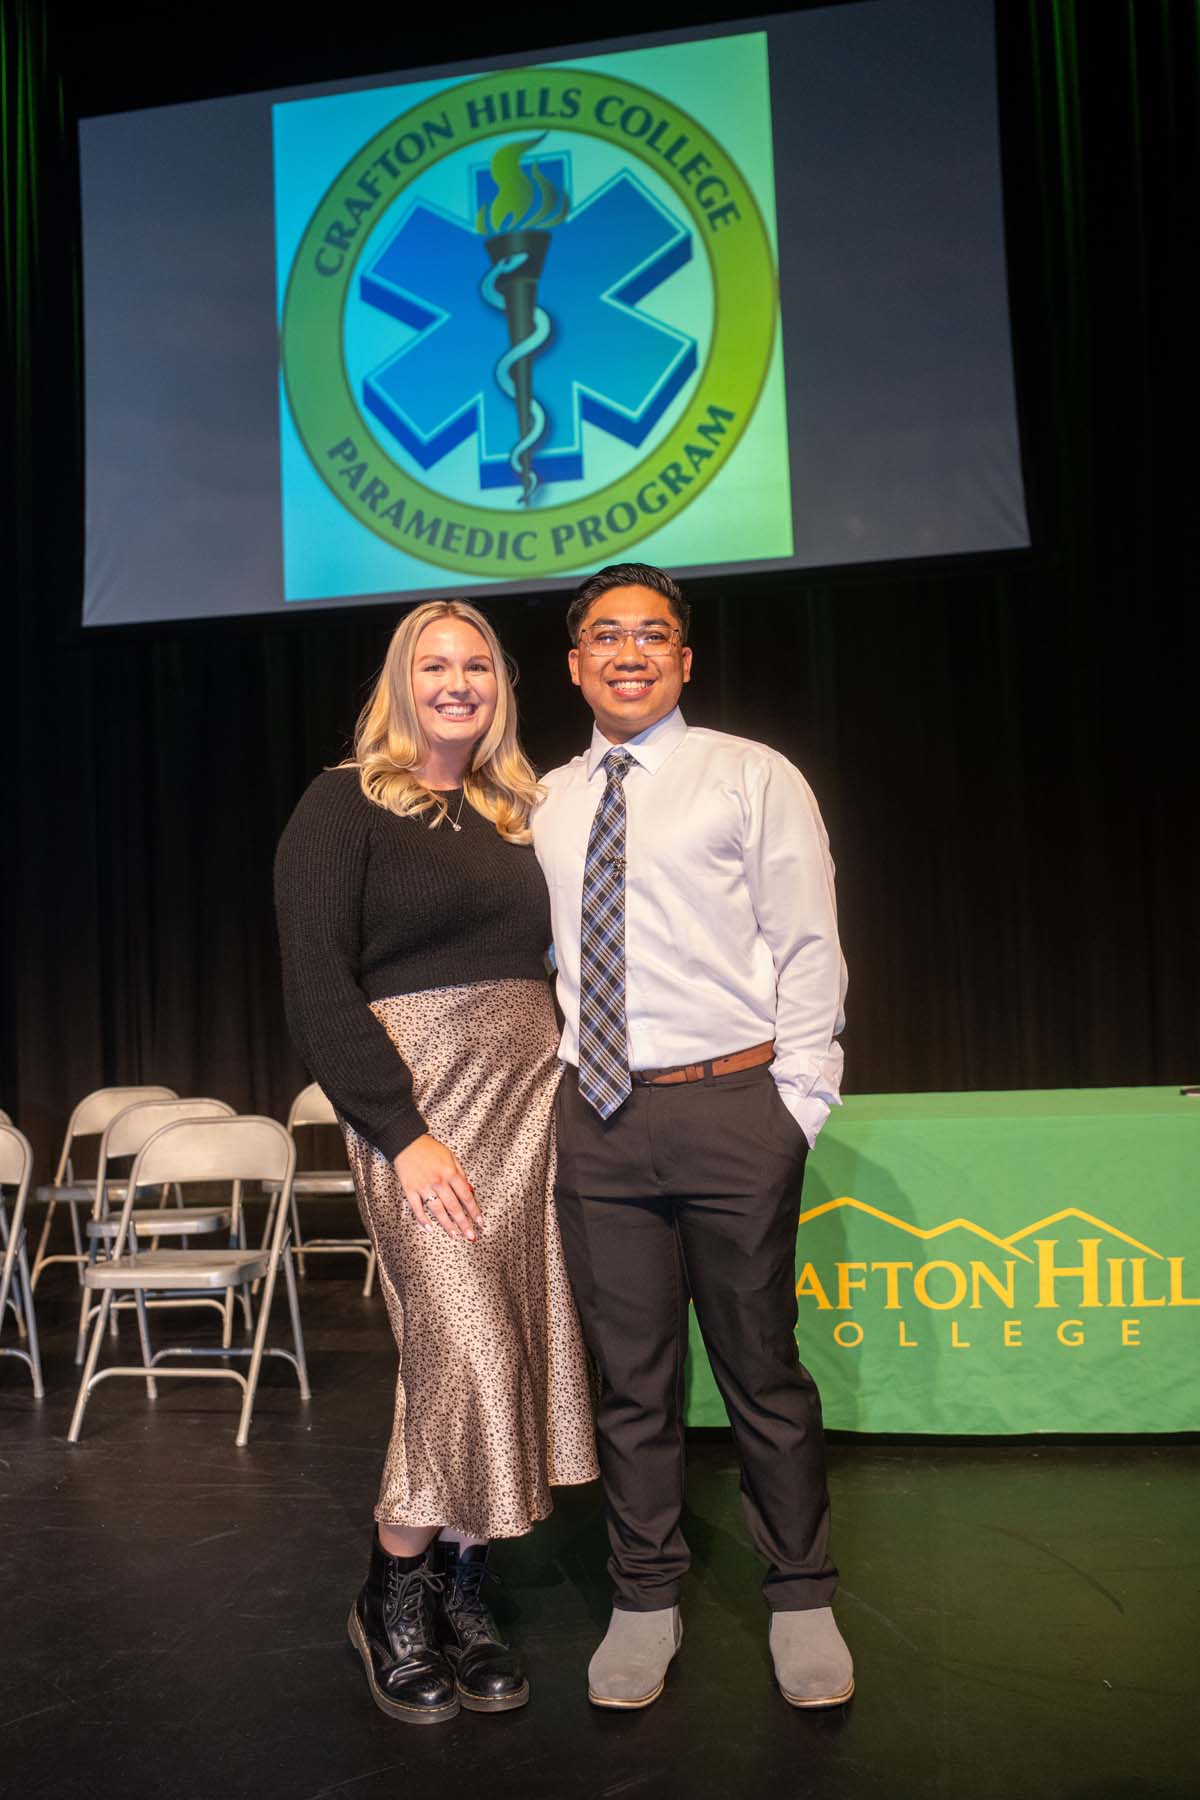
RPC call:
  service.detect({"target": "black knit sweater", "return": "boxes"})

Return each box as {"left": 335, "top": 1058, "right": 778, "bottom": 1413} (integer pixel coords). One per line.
{"left": 274, "top": 768, "right": 552, "bottom": 1159}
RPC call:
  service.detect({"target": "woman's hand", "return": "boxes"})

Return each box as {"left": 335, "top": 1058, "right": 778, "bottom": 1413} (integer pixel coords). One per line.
{"left": 394, "top": 1134, "right": 482, "bottom": 1243}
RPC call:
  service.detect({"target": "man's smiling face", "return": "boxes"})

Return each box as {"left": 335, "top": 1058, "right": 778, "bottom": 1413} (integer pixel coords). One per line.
{"left": 568, "top": 584, "right": 692, "bottom": 744}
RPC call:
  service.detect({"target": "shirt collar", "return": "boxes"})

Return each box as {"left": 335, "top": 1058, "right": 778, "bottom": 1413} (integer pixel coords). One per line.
{"left": 585, "top": 707, "right": 688, "bottom": 780}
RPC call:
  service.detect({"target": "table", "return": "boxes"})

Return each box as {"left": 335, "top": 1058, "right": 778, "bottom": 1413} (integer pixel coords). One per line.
{"left": 684, "top": 1088, "right": 1200, "bottom": 1433}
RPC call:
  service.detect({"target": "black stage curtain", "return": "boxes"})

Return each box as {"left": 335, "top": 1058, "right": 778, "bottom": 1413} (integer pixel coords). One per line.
{"left": 3, "top": 1, "right": 1198, "bottom": 1168}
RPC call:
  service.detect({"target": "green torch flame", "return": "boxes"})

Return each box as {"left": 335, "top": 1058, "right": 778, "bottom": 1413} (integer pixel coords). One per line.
{"left": 476, "top": 134, "right": 570, "bottom": 234}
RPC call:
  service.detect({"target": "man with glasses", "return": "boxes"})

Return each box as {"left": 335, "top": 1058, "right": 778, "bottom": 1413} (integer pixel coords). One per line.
{"left": 532, "top": 562, "right": 852, "bottom": 1711}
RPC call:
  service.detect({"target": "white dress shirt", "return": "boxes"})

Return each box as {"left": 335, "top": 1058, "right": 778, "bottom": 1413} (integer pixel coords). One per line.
{"left": 532, "top": 708, "right": 846, "bottom": 1147}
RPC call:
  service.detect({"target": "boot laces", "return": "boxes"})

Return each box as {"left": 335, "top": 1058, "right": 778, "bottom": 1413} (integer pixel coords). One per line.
{"left": 456, "top": 1557, "right": 489, "bottom": 1615}
{"left": 452, "top": 1556, "right": 502, "bottom": 1642}
{"left": 383, "top": 1560, "right": 442, "bottom": 1633}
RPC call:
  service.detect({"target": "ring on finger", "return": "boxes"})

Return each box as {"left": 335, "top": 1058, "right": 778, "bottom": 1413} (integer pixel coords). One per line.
{"left": 422, "top": 1191, "right": 440, "bottom": 1210}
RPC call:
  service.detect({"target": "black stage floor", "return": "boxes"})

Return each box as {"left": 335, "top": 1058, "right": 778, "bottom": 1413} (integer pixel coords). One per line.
{"left": 2, "top": 1251, "right": 1197, "bottom": 1800}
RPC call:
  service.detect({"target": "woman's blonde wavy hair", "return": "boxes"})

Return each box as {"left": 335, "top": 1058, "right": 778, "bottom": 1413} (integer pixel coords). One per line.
{"left": 343, "top": 600, "right": 539, "bottom": 842}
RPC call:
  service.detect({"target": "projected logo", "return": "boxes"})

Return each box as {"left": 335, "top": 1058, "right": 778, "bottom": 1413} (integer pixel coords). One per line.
{"left": 361, "top": 141, "right": 696, "bottom": 508}
{"left": 278, "top": 57, "right": 781, "bottom": 583}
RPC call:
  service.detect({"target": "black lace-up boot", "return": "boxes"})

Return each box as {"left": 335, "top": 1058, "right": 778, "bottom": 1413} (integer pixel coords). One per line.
{"left": 347, "top": 1534, "right": 459, "bottom": 1724}
{"left": 436, "top": 1541, "right": 529, "bottom": 1712}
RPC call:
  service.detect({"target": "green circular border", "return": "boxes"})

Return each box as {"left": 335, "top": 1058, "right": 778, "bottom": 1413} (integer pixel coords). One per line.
{"left": 280, "top": 65, "right": 779, "bottom": 578}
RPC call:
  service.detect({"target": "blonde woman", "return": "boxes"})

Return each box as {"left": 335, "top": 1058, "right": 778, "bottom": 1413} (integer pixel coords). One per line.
{"left": 275, "top": 600, "right": 597, "bottom": 1727}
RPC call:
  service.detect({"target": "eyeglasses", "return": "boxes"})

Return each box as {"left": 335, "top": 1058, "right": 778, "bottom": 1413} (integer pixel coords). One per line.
{"left": 577, "top": 626, "right": 682, "bottom": 659}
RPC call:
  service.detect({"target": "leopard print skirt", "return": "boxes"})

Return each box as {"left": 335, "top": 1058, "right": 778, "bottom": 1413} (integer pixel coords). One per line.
{"left": 340, "top": 978, "right": 598, "bottom": 1539}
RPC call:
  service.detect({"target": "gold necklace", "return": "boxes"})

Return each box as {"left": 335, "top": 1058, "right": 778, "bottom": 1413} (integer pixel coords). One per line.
{"left": 447, "top": 788, "right": 467, "bottom": 833}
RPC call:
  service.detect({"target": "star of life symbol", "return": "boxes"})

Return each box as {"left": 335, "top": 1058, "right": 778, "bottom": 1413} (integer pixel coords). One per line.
{"left": 278, "top": 60, "right": 781, "bottom": 584}
{"left": 357, "top": 138, "right": 697, "bottom": 505}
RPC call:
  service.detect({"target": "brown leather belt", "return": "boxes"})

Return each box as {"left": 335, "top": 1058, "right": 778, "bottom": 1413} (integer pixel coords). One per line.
{"left": 630, "top": 1040, "right": 775, "bottom": 1087}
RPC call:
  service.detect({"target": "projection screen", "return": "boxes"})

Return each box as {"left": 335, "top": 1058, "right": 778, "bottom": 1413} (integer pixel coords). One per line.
{"left": 79, "top": 0, "right": 1028, "bottom": 625}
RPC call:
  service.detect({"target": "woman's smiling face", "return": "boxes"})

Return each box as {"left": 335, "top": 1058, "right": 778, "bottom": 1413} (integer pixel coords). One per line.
{"left": 411, "top": 617, "right": 498, "bottom": 769}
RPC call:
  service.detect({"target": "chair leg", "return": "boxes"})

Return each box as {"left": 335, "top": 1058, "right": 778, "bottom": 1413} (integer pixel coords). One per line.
{"left": 362, "top": 1244, "right": 378, "bottom": 1299}
{"left": 236, "top": 1259, "right": 281, "bottom": 1448}
{"left": 1, "top": 1214, "right": 28, "bottom": 1337}
{"left": 0, "top": 1237, "right": 16, "bottom": 1354}
{"left": 235, "top": 1214, "right": 254, "bottom": 1329}
{"left": 68, "top": 1289, "right": 115, "bottom": 1442}
{"left": 30, "top": 1199, "right": 57, "bottom": 1289}
{"left": 281, "top": 1247, "right": 311, "bottom": 1400}
{"left": 0, "top": 1229, "right": 44, "bottom": 1400}
{"left": 5, "top": 1282, "right": 29, "bottom": 1339}
{"left": 221, "top": 1284, "right": 234, "bottom": 1350}
{"left": 74, "top": 1282, "right": 93, "bottom": 1365}
{"left": 253, "top": 1191, "right": 278, "bottom": 1296}
{"left": 290, "top": 1192, "right": 306, "bottom": 1277}
{"left": 68, "top": 1200, "right": 85, "bottom": 1285}
{"left": 18, "top": 1245, "right": 44, "bottom": 1398}
{"left": 133, "top": 1289, "right": 159, "bottom": 1401}
{"left": 75, "top": 1230, "right": 104, "bottom": 1365}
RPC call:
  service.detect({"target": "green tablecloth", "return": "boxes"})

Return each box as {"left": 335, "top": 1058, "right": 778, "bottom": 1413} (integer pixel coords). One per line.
{"left": 684, "top": 1088, "right": 1200, "bottom": 1434}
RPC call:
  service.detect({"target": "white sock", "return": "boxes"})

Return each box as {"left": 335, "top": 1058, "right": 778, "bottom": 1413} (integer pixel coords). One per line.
{"left": 438, "top": 1529, "right": 486, "bottom": 1552}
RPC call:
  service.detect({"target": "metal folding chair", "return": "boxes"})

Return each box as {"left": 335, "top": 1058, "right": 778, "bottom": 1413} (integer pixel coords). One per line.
{"left": 31, "top": 1085, "right": 177, "bottom": 1289}
{"left": 262, "top": 1083, "right": 375, "bottom": 1297}
{"left": 75, "top": 1097, "right": 241, "bottom": 1364}
{"left": 68, "top": 1115, "right": 309, "bottom": 1447}
{"left": 1, "top": 1109, "right": 31, "bottom": 1348}
{"left": 1, "top": 1122, "right": 46, "bottom": 1397}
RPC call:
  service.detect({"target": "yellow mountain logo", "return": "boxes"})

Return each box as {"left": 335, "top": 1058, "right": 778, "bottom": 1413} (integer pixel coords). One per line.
{"left": 799, "top": 1197, "right": 1163, "bottom": 1261}
{"left": 790, "top": 1197, "right": 1197, "bottom": 1346}
{"left": 1004, "top": 1208, "right": 1161, "bottom": 1258}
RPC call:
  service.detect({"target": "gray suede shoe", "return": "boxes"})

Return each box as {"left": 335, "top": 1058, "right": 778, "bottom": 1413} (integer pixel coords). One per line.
{"left": 587, "top": 1606, "right": 683, "bottom": 1708}
{"left": 769, "top": 1608, "right": 855, "bottom": 1707}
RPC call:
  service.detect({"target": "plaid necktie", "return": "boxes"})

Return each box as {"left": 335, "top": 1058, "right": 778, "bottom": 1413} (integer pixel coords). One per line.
{"left": 577, "top": 748, "right": 634, "bottom": 1118}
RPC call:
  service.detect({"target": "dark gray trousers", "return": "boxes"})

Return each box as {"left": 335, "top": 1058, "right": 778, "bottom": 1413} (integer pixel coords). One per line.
{"left": 554, "top": 1062, "right": 836, "bottom": 1612}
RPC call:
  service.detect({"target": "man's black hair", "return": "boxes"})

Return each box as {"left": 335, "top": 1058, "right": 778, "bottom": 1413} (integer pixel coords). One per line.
{"left": 566, "top": 563, "right": 691, "bottom": 646}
